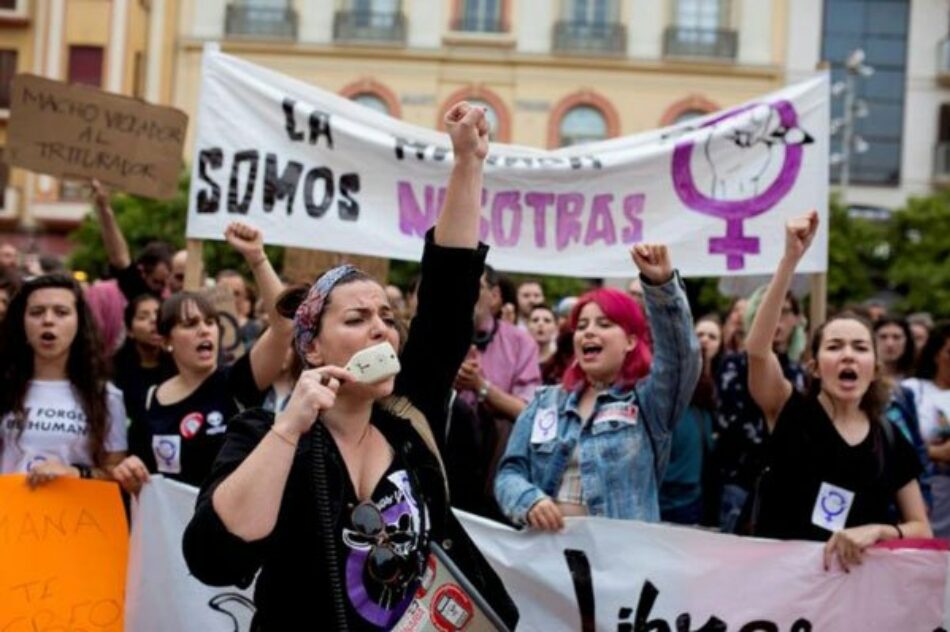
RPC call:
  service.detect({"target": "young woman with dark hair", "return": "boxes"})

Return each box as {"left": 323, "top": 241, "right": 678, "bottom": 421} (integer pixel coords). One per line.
{"left": 181, "top": 103, "right": 518, "bottom": 630}
{"left": 111, "top": 222, "right": 292, "bottom": 493}
{"left": 494, "top": 251, "right": 701, "bottom": 529}
{"left": 875, "top": 316, "right": 917, "bottom": 381}
{"left": 747, "top": 211, "right": 930, "bottom": 570}
{"left": 904, "top": 322, "right": 950, "bottom": 537}
{"left": 111, "top": 294, "right": 176, "bottom": 425}
{"left": 0, "top": 274, "right": 127, "bottom": 484}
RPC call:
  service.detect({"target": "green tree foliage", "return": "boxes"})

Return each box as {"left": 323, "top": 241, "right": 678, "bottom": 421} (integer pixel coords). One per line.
{"left": 826, "top": 196, "right": 890, "bottom": 309}
{"left": 69, "top": 173, "right": 283, "bottom": 282}
{"left": 887, "top": 192, "right": 950, "bottom": 316}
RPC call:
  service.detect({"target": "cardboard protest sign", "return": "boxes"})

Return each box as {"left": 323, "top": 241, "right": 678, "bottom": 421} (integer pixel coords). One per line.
{"left": 0, "top": 475, "right": 129, "bottom": 631}
{"left": 5, "top": 74, "right": 187, "bottom": 199}
{"left": 282, "top": 248, "right": 390, "bottom": 286}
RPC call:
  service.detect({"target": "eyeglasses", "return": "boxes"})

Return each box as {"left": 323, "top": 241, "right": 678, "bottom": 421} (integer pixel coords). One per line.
{"left": 350, "top": 502, "right": 414, "bottom": 585}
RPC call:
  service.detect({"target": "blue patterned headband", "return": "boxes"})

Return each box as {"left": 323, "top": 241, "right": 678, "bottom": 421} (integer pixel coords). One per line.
{"left": 293, "top": 264, "right": 358, "bottom": 360}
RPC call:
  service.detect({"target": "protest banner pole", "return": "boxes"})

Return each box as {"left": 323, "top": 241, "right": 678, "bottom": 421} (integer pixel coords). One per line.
{"left": 809, "top": 272, "right": 827, "bottom": 335}
{"left": 184, "top": 238, "right": 204, "bottom": 291}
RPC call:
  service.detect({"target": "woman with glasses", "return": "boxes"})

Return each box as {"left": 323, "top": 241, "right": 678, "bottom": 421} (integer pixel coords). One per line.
{"left": 183, "top": 103, "right": 518, "bottom": 631}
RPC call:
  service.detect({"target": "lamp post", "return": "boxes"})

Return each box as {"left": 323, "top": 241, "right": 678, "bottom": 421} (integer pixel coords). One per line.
{"left": 830, "top": 49, "right": 874, "bottom": 204}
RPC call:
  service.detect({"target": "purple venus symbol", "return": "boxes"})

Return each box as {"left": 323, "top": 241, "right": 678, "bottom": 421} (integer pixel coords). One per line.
{"left": 671, "top": 100, "right": 804, "bottom": 270}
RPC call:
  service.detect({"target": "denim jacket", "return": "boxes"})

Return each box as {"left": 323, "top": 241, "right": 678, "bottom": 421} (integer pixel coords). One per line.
{"left": 494, "top": 273, "right": 700, "bottom": 524}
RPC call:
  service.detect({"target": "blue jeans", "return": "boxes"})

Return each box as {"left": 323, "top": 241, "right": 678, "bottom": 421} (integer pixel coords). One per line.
{"left": 719, "top": 483, "right": 749, "bottom": 534}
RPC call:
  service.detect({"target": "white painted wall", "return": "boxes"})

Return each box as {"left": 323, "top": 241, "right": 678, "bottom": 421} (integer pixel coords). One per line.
{"left": 627, "top": 0, "right": 663, "bottom": 60}
{"left": 297, "top": 0, "right": 333, "bottom": 43}
{"left": 187, "top": 0, "right": 225, "bottom": 40}
{"left": 737, "top": 0, "right": 772, "bottom": 65}
{"left": 516, "top": 0, "right": 553, "bottom": 53}
{"left": 783, "top": 0, "right": 822, "bottom": 84}
{"left": 407, "top": 0, "right": 443, "bottom": 49}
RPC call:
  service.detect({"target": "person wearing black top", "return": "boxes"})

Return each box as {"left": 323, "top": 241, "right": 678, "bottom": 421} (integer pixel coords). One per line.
{"left": 91, "top": 179, "right": 173, "bottom": 301}
{"left": 746, "top": 211, "right": 931, "bottom": 571}
{"left": 111, "top": 222, "right": 293, "bottom": 492}
{"left": 111, "top": 294, "right": 176, "bottom": 424}
{"left": 182, "top": 102, "right": 518, "bottom": 630}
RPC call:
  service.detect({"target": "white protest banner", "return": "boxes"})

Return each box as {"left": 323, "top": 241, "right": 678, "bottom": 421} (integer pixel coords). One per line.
{"left": 124, "top": 477, "right": 950, "bottom": 631}
{"left": 186, "top": 47, "right": 829, "bottom": 278}
{"left": 124, "top": 476, "right": 256, "bottom": 632}
{"left": 456, "top": 511, "right": 950, "bottom": 631}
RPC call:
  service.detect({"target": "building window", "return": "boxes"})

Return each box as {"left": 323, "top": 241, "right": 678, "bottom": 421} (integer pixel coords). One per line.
{"left": 553, "top": 0, "right": 624, "bottom": 55}
{"left": 664, "top": 0, "right": 736, "bottom": 59}
{"left": 822, "top": 0, "right": 909, "bottom": 186}
{"left": 68, "top": 46, "right": 104, "bottom": 87}
{"left": 559, "top": 105, "right": 608, "bottom": 147}
{"left": 455, "top": 0, "right": 505, "bottom": 32}
{"left": 335, "top": 0, "right": 406, "bottom": 43}
{"left": 673, "top": 109, "right": 708, "bottom": 124}
{"left": 225, "top": 0, "right": 298, "bottom": 39}
{"left": 351, "top": 92, "right": 390, "bottom": 115}
{"left": 0, "top": 49, "right": 17, "bottom": 110}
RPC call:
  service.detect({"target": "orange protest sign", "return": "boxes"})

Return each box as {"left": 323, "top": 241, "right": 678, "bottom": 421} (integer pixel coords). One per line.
{"left": 0, "top": 475, "right": 128, "bottom": 631}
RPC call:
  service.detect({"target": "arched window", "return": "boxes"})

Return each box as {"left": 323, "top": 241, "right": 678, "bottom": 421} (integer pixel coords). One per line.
{"left": 673, "top": 108, "right": 708, "bottom": 124}
{"left": 351, "top": 92, "right": 390, "bottom": 115}
{"left": 559, "top": 105, "right": 608, "bottom": 147}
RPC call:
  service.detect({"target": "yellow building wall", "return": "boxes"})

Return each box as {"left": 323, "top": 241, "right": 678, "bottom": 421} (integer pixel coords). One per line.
{"left": 174, "top": 40, "right": 783, "bottom": 159}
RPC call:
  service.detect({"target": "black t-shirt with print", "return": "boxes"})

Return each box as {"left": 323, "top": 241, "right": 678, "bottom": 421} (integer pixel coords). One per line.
{"left": 128, "top": 354, "right": 264, "bottom": 487}
{"left": 337, "top": 445, "right": 428, "bottom": 631}
{"left": 756, "top": 390, "right": 922, "bottom": 542}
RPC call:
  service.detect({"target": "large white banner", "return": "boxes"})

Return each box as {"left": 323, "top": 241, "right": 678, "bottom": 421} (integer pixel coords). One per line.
{"left": 456, "top": 512, "right": 950, "bottom": 632}
{"left": 124, "top": 476, "right": 256, "bottom": 632}
{"left": 186, "top": 47, "right": 829, "bottom": 278}
{"left": 127, "top": 478, "right": 949, "bottom": 631}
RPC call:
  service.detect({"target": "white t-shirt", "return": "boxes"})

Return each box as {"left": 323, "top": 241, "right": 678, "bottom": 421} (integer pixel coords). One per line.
{"left": 903, "top": 377, "right": 950, "bottom": 442}
{"left": 0, "top": 380, "right": 128, "bottom": 473}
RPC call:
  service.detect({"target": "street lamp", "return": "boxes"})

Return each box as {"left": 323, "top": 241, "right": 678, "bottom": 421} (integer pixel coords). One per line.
{"left": 830, "top": 48, "right": 874, "bottom": 203}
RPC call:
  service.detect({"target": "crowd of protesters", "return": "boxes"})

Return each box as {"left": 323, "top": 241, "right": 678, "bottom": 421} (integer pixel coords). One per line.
{"left": 1, "top": 102, "right": 949, "bottom": 629}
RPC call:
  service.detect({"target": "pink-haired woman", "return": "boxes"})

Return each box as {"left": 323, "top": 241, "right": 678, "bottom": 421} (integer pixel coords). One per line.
{"left": 494, "top": 248, "right": 701, "bottom": 529}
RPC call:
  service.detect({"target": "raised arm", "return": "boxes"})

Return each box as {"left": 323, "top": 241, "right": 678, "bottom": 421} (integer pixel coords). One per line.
{"left": 631, "top": 244, "right": 701, "bottom": 474}
{"left": 223, "top": 222, "right": 293, "bottom": 391}
{"left": 91, "top": 179, "right": 131, "bottom": 270}
{"left": 434, "top": 102, "right": 489, "bottom": 248}
{"left": 395, "top": 102, "right": 489, "bottom": 435}
{"left": 747, "top": 211, "right": 818, "bottom": 431}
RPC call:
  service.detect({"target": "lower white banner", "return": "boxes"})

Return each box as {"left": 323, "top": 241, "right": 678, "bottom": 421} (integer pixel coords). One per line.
{"left": 124, "top": 476, "right": 256, "bottom": 632}
{"left": 456, "top": 511, "right": 950, "bottom": 632}
{"left": 125, "top": 477, "right": 950, "bottom": 631}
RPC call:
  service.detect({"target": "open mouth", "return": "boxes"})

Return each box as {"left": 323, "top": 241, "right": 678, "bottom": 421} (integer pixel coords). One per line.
{"left": 39, "top": 332, "right": 57, "bottom": 343}
{"left": 580, "top": 343, "right": 603, "bottom": 362}
{"left": 838, "top": 367, "right": 859, "bottom": 387}
{"left": 196, "top": 340, "right": 215, "bottom": 359}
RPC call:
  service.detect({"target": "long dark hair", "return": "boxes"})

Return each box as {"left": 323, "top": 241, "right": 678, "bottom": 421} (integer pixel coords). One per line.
{"left": 808, "top": 311, "right": 889, "bottom": 427}
{"left": 0, "top": 274, "right": 111, "bottom": 466}
{"left": 917, "top": 321, "right": 950, "bottom": 381}
{"left": 873, "top": 316, "right": 916, "bottom": 377}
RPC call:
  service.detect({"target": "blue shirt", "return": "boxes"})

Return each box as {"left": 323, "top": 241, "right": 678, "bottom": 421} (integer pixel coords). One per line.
{"left": 493, "top": 273, "right": 701, "bottom": 524}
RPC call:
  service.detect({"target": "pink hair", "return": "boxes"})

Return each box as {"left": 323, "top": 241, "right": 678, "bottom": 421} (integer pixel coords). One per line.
{"left": 562, "top": 287, "right": 652, "bottom": 391}
{"left": 84, "top": 280, "right": 127, "bottom": 356}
